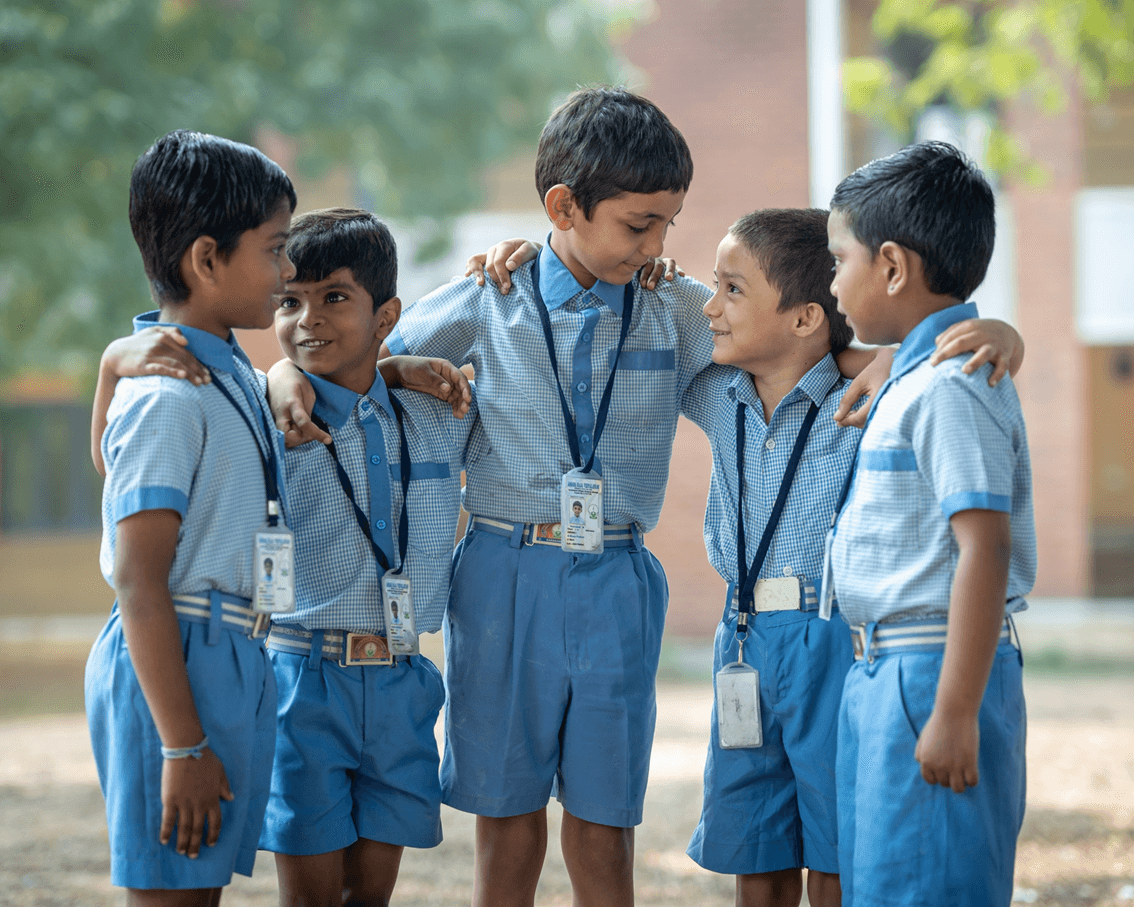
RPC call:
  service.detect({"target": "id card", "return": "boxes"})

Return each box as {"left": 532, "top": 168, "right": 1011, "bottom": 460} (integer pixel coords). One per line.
{"left": 253, "top": 524, "right": 295, "bottom": 614}
{"left": 716, "top": 661, "right": 762, "bottom": 748}
{"left": 382, "top": 571, "right": 418, "bottom": 655}
{"left": 818, "top": 528, "right": 835, "bottom": 621}
{"left": 560, "top": 468, "right": 603, "bottom": 553}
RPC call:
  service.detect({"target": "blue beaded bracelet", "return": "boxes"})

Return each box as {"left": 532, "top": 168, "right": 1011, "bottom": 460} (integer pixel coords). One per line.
{"left": 161, "top": 735, "right": 209, "bottom": 760}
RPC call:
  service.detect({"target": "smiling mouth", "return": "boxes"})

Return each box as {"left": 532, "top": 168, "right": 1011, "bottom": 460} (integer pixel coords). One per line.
{"left": 297, "top": 339, "right": 331, "bottom": 349}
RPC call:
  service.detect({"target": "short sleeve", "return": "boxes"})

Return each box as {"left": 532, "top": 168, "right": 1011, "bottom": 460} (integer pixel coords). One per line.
{"left": 668, "top": 276, "right": 715, "bottom": 396}
{"left": 681, "top": 363, "right": 733, "bottom": 433}
{"left": 386, "top": 275, "right": 486, "bottom": 366}
{"left": 103, "top": 378, "right": 205, "bottom": 522}
{"left": 912, "top": 364, "right": 1015, "bottom": 517}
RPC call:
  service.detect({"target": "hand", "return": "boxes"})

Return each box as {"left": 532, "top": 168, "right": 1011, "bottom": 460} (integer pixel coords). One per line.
{"left": 465, "top": 238, "right": 541, "bottom": 295}
{"left": 834, "top": 347, "right": 894, "bottom": 428}
{"left": 929, "top": 318, "right": 1023, "bottom": 386}
{"left": 914, "top": 708, "right": 980, "bottom": 793}
{"left": 265, "top": 359, "right": 330, "bottom": 448}
{"left": 106, "top": 327, "right": 210, "bottom": 385}
{"left": 159, "top": 747, "right": 234, "bottom": 858}
{"left": 381, "top": 355, "right": 472, "bottom": 418}
{"left": 638, "top": 257, "right": 683, "bottom": 290}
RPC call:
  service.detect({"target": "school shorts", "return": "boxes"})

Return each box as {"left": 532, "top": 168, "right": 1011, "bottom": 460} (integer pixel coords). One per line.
{"left": 441, "top": 523, "right": 668, "bottom": 827}
{"left": 837, "top": 630, "right": 1026, "bottom": 907}
{"left": 259, "top": 643, "right": 445, "bottom": 855}
{"left": 84, "top": 604, "right": 276, "bottom": 890}
{"left": 687, "top": 604, "right": 851, "bottom": 875}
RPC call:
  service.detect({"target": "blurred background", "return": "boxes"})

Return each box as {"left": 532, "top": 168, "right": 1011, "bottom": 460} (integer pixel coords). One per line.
{"left": 1, "top": 1, "right": 1133, "bottom": 903}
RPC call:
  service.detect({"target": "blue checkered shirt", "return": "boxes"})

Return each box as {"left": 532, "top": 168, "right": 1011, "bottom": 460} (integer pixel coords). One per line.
{"left": 829, "top": 303, "right": 1037, "bottom": 626}
{"left": 682, "top": 356, "right": 858, "bottom": 609}
{"left": 385, "top": 242, "right": 715, "bottom": 530}
{"left": 100, "top": 315, "right": 287, "bottom": 600}
{"left": 272, "top": 370, "right": 475, "bottom": 635}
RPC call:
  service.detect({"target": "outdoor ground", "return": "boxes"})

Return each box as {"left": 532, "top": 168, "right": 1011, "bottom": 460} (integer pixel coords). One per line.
{"left": 1, "top": 536, "right": 1133, "bottom": 905}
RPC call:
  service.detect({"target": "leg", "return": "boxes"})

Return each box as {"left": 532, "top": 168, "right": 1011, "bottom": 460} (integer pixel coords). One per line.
{"left": 806, "top": 869, "right": 842, "bottom": 907}
{"left": 735, "top": 870, "right": 802, "bottom": 907}
{"left": 274, "top": 851, "right": 344, "bottom": 907}
{"left": 126, "top": 888, "right": 222, "bottom": 907}
{"left": 560, "top": 811, "right": 634, "bottom": 907}
{"left": 342, "top": 838, "right": 404, "bottom": 907}
{"left": 473, "top": 810, "right": 548, "bottom": 907}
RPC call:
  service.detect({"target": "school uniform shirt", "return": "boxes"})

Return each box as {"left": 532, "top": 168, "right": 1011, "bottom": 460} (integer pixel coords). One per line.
{"left": 385, "top": 241, "right": 714, "bottom": 530}
{"left": 829, "top": 302, "right": 1037, "bottom": 627}
{"left": 682, "top": 356, "right": 857, "bottom": 607}
{"left": 269, "top": 370, "right": 475, "bottom": 635}
{"left": 100, "top": 314, "right": 285, "bottom": 599}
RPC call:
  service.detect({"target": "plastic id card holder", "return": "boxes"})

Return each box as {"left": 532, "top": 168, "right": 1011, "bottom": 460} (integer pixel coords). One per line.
{"left": 253, "top": 524, "right": 296, "bottom": 614}
{"left": 561, "top": 468, "right": 604, "bottom": 554}
{"left": 818, "top": 528, "right": 835, "bottom": 621}
{"left": 382, "top": 571, "right": 419, "bottom": 655}
{"left": 716, "top": 660, "right": 762, "bottom": 748}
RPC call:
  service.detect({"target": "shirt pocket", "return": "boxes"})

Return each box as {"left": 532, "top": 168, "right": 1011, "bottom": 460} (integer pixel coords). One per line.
{"left": 401, "top": 462, "right": 460, "bottom": 560}
{"left": 608, "top": 349, "right": 677, "bottom": 428}
{"left": 850, "top": 447, "right": 930, "bottom": 551}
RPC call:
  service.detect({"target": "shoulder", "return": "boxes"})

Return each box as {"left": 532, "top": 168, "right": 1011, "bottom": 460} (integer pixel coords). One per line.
{"left": 390, "top": 387, "right": 476, "bottom": 451}
{"left": 108, "top": 375, "right": 205, "bottom": 428}
{"left": 638, "top": 273, "right": 712, "bottom": 310}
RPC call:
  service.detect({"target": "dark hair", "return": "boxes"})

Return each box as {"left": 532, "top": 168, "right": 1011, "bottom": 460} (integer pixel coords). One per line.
{"left": 729, "top": 208, "right": 854, "bottom": 355}
{"left": 129, "top": 130, "right": 297, "bottom": 303}
{"left": 535, "top": 86, "right": 693, "bottom": 218}
{"left": 829, "top": 141, "right": 995, "bottom": 300}
{"left": 286, "top": 208, "right": 397, "bottom": 311}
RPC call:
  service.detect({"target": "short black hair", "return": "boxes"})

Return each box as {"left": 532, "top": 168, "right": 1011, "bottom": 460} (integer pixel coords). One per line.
{"left": 829, "top": 141, "right": 995, "bottom": 301}
{"left": 129, "top": 130, "right": 297, "bottom": 303}
{"left": 729, "top": 208, "right": 854, "bottom": 355}
{"left": 535, "top": 86, "right": 693, "bottom": 218}
{"left": 286, "top": 208, "right": 397, "bottom": 312}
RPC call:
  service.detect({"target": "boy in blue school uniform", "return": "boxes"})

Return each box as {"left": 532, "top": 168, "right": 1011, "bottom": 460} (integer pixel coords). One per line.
{"left": 680, "top": 209, "right": 858, "bottom": 907}
{"left": 257, "top": 208, "right": 477, "bottom": 906}
{"left": 85, "top": 130, "right": 297, "bottom": 901}
{"left": 824, "top": 141, "right": 1035, "bottom": 907}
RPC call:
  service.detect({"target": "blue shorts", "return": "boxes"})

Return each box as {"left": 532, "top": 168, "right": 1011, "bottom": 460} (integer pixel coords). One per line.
{"left": 84, "top": 603, "right": 276, "bottom": 890}
{"left": 837, "top": 629, "right": 1026, "bottom": 907}
{"left": 259, "top": 643, "right": 445, "bottom": 855}
{"left": 441, "top": 523, "right": 668, "bottom": 827}
{"left": 687, "top": 603, "right": 851, "bottom": 875}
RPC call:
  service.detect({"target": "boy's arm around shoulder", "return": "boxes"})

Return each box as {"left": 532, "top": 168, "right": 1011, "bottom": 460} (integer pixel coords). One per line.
{"left": 383, "top": 273, "right": 492, "bottom": 367}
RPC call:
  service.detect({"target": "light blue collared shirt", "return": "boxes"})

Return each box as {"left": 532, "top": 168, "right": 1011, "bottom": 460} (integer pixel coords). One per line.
{"left": 386, "top": 241, "right": 715, "bottom": 530}
{"left": 829, "top": 303, "right": 1037, "bottom": 626}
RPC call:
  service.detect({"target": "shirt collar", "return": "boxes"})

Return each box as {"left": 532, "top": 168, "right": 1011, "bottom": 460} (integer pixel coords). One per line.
{"left": 307, "top": 368, "right": 393, "bottom": 430}
{"left": 727, "top": 353, "right": 843, "bottom": 415}
{"left": 133, "top": 310, "right": 249, "bottom": 373}
{"left": 891, "top": 302, "right": 979, "bottom": 382}
{"left": 537, "top": 238, "right": 626, "bottom": 315}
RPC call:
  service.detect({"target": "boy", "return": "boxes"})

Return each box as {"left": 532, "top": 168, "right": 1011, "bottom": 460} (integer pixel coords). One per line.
{"left": 85, "top": 130, "right": 296, "bottom": 901}
{"left": 257, "top": 208, "right": 476, "bottom": 906}
{"left": 824, "top": 141, "right": 1034, "bottom": 906}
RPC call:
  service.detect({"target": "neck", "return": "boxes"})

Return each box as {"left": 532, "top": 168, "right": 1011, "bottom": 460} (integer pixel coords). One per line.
{"left": 749, "top": 349, "right": 826, "bottom": 424}
{"left": 890, "top": 292, "right": 962, "bottom": 345}
{"left": 548, "top": 232, "right": 598, "bottom": 290}
{"left": 158, "top": 301, "right": 231, "bottom": 340}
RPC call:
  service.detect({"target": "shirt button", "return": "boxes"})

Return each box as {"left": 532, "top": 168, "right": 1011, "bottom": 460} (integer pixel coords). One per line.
{"left": 375, "top": 519, "right": 387, "bottom": 530}
{"left": 576, "top": 381, "right": 588, "bottom": 392}
{"left": 581, "top": 433, "right": 591, "bottom": 445}
{"left": 359, "top": 401, "right": 370, "bottom": 411}
{"left": 582, "top": 332, "right": 591, "bottom": 342}
{"left": 782, "top": 566, "right": 794, "bottom": 576}
{"left": 765, "top": 438, "right": 776, "bottom": 450}
{"left": 370, "top": 454, "right": 381, "bottom": 465}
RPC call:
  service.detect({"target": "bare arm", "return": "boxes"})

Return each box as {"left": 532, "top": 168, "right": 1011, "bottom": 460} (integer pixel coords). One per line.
{"left": 929, "top": 318, "right": 1025, "bottom": 384}
{"left": 913, "top": 508, "right": 1011, "bottom": 793}
{"left": 114, "top": 508, "right": 233, "bottom": 856}
{"left": 377, "top": 355, "right": 472, "bottom": 418}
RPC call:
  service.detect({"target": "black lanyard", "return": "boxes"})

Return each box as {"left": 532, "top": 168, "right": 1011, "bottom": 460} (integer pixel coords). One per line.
{"left": 207, "top": 368, "right": 282, "bottom": 526}
{"left": 312, "top": 394, "right": 411, "bottom": 575}
{"left": 828, "top": 375, "right": 896, "bottom": 530}
{"left": 530, "top": 256, "right": 634, "bottom": 473}
{"left": 734, "top": 399, "right": 820, "bottom": 636}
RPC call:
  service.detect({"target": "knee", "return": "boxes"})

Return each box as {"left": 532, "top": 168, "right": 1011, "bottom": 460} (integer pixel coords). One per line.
{"left": 806, "top": 869, "right": 842, "bottom": 907}
{"left": 562, "top": 820, "right": 633, "bottom": 874}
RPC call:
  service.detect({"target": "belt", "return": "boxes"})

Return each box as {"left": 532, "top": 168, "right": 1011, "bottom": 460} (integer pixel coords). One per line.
{"left": 267, "top": 625, "right": 403, "bottom": 667}
{"left": 469, "top": 515, "right": 637, "bottom": 548}
{"left": 728, "top": 578, "right": 818, "bottom": 614}
{"left": 172, "top": 592, "right": 266, "bottom": 639}
{"left": 851, "top": 617, "right": 1015, "bottom": 663}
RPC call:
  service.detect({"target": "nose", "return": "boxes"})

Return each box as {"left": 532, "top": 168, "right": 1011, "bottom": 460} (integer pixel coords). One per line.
{"left": 640, "top": 226, "right": 665, "bottom": 260}
{"left": 297, "top": 300, "right": 322, "bottom": 328}
{"left": 703, "top": 287, "right": 722, "bottom": 319}
{"left": 280, "top": 251, "right": 297, "bottom": 283}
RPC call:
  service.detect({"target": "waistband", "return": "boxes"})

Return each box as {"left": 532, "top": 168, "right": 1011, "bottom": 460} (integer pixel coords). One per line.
{"left": 171, "top": 591, "right": 267, "bottom": 642}
{"left": 468, "top": 515, "right": 640, "bottom": 549}
{"left": 267, "top": 624, "right": 409, "bottom": 667}
{"left": 851, "top": 616, "right": 1017, "bottom": 663}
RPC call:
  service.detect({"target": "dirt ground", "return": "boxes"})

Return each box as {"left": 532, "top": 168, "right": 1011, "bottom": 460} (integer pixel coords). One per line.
{"left": 2, "top": 674, "right": 1133, "bottom": 907}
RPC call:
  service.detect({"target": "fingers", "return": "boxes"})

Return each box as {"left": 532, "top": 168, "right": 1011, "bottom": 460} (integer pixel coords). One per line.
{"left": 159, "top": 801, "right": 177, "bottom": 847}
{"left": 833, "top": 377, "right": 870, "bottom": 428}
{"left": 283, "top": 409, "right": 332, "bottom": 448}
{"left": 183, "top": 804, "right": 206, "bottom": 858}
{"left": 465, "top": 254, "right": 488, "bottom": 286}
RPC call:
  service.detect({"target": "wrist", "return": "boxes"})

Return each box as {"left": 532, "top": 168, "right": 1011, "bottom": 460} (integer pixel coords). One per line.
{"left": 161, "top": 735, "right": 209, "bottom": 760}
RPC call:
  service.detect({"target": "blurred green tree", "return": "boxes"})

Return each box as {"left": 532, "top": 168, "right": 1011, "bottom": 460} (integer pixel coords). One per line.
{"left": 0, "top": 0, "right": 615, "bottom": 379}
{"left": 843, "top": 0, "right": 1134, "bottom": 178}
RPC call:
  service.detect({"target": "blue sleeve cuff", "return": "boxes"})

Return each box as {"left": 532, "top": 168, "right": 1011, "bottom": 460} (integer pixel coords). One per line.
{"left": 113, "top": 486, "right": 190, "bottom": 522}
{"left": 940, "top": 491, "right": 1010, "bottom": 517}
{"left": 385, "top": 327, "right": 408, "bottom": 356}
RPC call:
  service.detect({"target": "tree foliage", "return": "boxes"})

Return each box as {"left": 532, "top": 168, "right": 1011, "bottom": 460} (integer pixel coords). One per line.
{"left": 0, "top": 0, "right": 614, "bottom": 379}
{"left": 844, "top": 0, "right": 1134, "bottom": 175}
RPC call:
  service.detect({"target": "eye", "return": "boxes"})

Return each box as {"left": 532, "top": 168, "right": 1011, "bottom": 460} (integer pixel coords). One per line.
{"left": 629, "top": 225, "right": 648, "bottom": 235}
{"left": 325, "top": 292, "right": 345, "bottom": 304}
{"left": 271, "top": 245, "right": 286, "bottom": 257}
{"left": 277, "top": 296, "right": 298, "bottom": 309}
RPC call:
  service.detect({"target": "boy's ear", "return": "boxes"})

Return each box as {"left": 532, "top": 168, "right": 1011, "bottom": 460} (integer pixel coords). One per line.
{"left": 878, "top": 240, "right": 911, "bottom": 296}
{"left": 182, "top": 235, "right": 222, "bottom": 290}
{"left": 792, "top": 302, "right": 827, "bottom": 339}
{"left": 373, "top": 296, "right": 402, "bottom": 341}
{"left": 543, "top": 184, "right": 578, "bottom": 231}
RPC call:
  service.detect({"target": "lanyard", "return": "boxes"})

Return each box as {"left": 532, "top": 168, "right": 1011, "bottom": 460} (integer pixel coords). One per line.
{"left": 530, "top": 256, "right": 634, "bottom": 473}
{"left": 734, "top": 399, "right": 820, "bottom": 637}
{"left": 828, "top": 375, "right": 897, "bottom": 530}
{"left": 312, "top": 394, "right": 411, "bottom": 575}
{"left": 207, "top": 368, "right": 282, "bottom": 525}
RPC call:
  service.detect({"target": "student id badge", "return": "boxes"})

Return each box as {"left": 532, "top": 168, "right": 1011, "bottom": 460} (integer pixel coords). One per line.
{"left": 253, "top": 523, "right": 296, "bottom": 614}
{"left": 560, "top": 468, "right": 604, "bottom": 554}
{"left": 382, "top": 571, "right": 418, "bottom": 655}
{"left": 818, "top": 528, "right": 836, "bottom": 621}
{"left": 716, "top": 660, "right": 763, "bottom": 748}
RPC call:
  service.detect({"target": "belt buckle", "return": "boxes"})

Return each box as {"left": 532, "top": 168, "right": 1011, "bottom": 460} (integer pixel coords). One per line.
{"left": 530, "top": 522, "right": 562, "bottom": 545}
{"left": 851, "top": 625, "right": 868, "bottom": 661}
{"left": 248, "top": 613, "right": 270, "bottom": 640}
{"left": 341, "top": 633, "right": 392, "bottom": 666}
